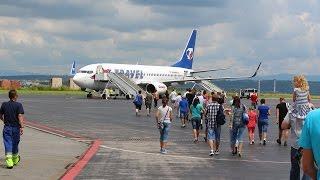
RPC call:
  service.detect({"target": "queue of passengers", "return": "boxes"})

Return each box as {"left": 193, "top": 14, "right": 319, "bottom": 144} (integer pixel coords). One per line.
{"left": 134, "top": 74, "right": 319, "bottom": 180}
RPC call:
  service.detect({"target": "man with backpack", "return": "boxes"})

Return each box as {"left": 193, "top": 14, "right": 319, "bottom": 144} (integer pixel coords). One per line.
{"left": 133, "top": 91, "right": 143, "bottom": 116}
{"left": 205, "top": 94, "right": 225, "bottom": 156}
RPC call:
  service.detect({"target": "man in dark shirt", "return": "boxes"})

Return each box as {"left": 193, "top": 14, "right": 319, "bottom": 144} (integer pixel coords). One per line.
{"left": 0, "top": 90, "right": 25, "bottom": 169}
{"left": 276, "top": 97, "right": 288, "bottom": 146}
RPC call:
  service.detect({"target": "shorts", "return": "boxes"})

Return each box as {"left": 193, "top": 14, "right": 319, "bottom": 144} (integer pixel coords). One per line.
{"left": 135, "top": 104, "right": 142, "bottom": 110}
{"left": 191, "top": 117, "right": 201, "bottom": 130}
{"left": 258, "top": 120, "right": 268, "bottom": 133}
{"left": 213, "top": 125, "right": 221, "bottom": 143}
{"left": 159, "top": 122, "right": 171, "bottom": 142}
{"left": 180, "top": 111, "right": 188, "bottom": 119}
{"left": 145, "top": 103, "right": 152, "bottom": 109}
{"left": 207, "top": 129, "right": 216, "bottom": 141}
{"left": 230, "top": 124, "right": 245, "bottom": 144}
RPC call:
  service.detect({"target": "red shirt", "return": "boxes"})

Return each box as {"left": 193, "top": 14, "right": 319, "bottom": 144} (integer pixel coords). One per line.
{"left": 250, "top": 94, "right": 258, "bottom": 103}
{"left": 247, "top": 110, "right": 257, "bottom": 128}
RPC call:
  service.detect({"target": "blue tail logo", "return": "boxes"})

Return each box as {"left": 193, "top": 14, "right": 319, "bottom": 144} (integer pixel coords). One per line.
{"left": 70, "top": 61, "right": 76, "bottom": 76}
{"left": 172, "top": 29, "right": 197, "bottom": 69}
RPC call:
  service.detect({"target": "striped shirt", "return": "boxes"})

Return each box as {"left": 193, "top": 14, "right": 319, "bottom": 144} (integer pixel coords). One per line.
{"left": 205, "top": 102, "right": 220, "bottom": 129}
{"left": 294, "top": 88, "right": 309, "bottom": 105}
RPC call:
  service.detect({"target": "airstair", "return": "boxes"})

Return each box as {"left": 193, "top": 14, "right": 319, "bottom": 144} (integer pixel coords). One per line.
{"left": 197, "top": 80, "right": 224, "bottom": 93}
{"left": 106, "top": 72, "right": 145, "bottom": 98}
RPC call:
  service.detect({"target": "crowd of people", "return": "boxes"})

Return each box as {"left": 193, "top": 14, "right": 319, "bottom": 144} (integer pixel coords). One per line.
{"left": 132, "top": 75, "right": 319, "bottom": 180}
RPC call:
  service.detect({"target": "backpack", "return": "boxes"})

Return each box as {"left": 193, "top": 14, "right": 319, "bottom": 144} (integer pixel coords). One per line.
{"left": 216, "top": 104, "right": 226, "bottom": 125}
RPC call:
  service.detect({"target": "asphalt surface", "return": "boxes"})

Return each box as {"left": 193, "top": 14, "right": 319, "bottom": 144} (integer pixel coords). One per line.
{"left": 0, "top": 126, "right": 87, "bottom": 180}
{"left": 1, "top": 94, "right": 319, "bottom": 180}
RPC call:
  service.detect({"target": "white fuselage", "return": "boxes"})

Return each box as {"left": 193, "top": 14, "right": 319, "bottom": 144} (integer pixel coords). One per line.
{"left": 73, "top": 63, "right": 193, "bottom": 91}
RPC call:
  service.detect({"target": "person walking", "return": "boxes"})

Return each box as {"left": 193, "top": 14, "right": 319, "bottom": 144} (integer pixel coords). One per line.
{"left": 156, "top": 98, "right": 173, "bottom": 154}
{"left": 276, "top": 97, "right": 289, "bottom": 146}
{"left": 282, "top": 103, "right": 311, "bottom": 180}
{"left": 205, "top": 94, "right": 223, "bottom": 156}
{"left": 133, "top": 90, "right": 143, "bottom": 116}
{"left": 250, "top": 92, "right": 258, "bottom": 109}
{"left": 257, "top": 99, "right": 270, "bottom": 145}
{"left": 169, "top": 89, "right": 177, "bottom": 105}
{"left": 153, "top": 91, "right": 159, "bottom": 108}
{"left": 145, "top": 92, "right": 153, "bottom": 116}
{"left": 174, "top": 93, "right": 182, "bottom": 118}
{"left": 247, "top": 107, "right": 257, "bottom": 144}
{"left": 229, "top": 96, "right": 246, "bottom": 157}
{"left": 179, "top": 96, "right": 189, "bottom": 128}
{"left": 0, "top": 90, "right": 25, "bottom": 169}
{"left": 299, "top": 108, "right": 320, "bottom": 180}
{"left": 190, "top": 97, "right": 203, "bottom": 143}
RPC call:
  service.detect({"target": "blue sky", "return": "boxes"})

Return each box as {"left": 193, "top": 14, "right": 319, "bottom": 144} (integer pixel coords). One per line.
{"left": 0, "top": 0, "right": 319, "bottom": 76}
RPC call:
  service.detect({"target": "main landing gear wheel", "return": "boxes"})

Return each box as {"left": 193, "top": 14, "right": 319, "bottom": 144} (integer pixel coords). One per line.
{"left": 87, "top": 93, "right": 93, "bottom": 99}
{"left": 126, "top": 95, "right": 131, "bottom": 99}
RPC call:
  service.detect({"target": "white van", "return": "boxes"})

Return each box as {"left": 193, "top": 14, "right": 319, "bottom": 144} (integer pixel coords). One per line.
{"left": 240, "top": 88, "right": 258, "bottom": 99}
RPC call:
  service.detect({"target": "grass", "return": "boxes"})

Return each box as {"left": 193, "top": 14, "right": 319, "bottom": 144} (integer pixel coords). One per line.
{"left": 0, "top": 87, "right": 86, "bottom": 96}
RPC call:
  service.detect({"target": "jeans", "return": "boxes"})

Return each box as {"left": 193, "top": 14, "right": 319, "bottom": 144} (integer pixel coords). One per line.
{"left": 159, "top": 122, "right": 171, "bottom": 142}
{"left": 290, "top": 147, "right": 310, "bottom": 180}
{"left": 3, "top": 126, "right": 20, "bottom": 155}
{"left": 230, "top": 124, "right": 245, "bottom": 146}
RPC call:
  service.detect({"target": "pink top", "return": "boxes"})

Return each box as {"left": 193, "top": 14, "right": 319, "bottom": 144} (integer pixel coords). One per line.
{"left": 247, "top": 110, "right": 257, "bottom": 128}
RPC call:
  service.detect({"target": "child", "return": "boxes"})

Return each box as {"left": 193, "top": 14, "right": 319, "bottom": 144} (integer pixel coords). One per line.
{"left": 179, "top": 96, "right": 189, "bottom": 128}
{"left": 247, "top": 107, "right": 257, "bottom": 144}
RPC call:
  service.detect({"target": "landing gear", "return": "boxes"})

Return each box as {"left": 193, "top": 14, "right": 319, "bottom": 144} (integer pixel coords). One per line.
{"left": 87, "top": 93, "right": 93, "bottom": 99}
{"left": 125, "top": 94, "right": 131, "bottom": 100}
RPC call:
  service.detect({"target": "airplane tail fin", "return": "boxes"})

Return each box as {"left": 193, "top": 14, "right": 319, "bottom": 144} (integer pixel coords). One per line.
{"left": 70, "top": 61, "right": 76, "bottom": 76}
{"left": 172, "top": 29, "right": 197, "bottom": 69}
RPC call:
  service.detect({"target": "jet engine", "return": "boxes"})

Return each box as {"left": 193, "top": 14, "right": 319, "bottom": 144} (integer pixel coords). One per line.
{"left": 146, "top": 82, "right": 167, "bottom": 94}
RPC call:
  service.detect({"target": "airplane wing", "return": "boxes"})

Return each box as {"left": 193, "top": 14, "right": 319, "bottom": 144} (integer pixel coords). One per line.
{"left": 163, "top": 62, "right": 261, "bottom": 84}
{"left": 189, "top": 67, "right": 231, "bottom": 75}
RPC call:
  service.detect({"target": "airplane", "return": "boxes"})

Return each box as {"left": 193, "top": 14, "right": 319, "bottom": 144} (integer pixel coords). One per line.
{"left": 72, "top": 29, "right": 261, "bottom": 98}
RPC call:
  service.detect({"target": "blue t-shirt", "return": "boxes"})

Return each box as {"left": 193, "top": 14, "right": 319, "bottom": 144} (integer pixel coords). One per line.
{"left": 190, "top": 104, "right": 203, "bottom": 118}
{"left": 258, "top": 105, "right": 269, "bottom": 121}
{"left": 299, "top": 109, "right": 320, "bottom": 179}
{"left": 0, "top": 100, "right": 24, "bottom": 127}
{"left": 179, "top": 99, "right": 189, "bottom": 113}
{"left": 134, "top": 94, "right": 143, "bottom": 105}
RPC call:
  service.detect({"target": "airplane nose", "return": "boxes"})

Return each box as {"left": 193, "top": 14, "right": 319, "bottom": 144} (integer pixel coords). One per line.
{"left": 72, "top": 74, "right": 81, "bottom": 86}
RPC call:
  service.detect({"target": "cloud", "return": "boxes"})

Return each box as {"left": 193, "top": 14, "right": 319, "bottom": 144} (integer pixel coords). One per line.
{"left": 0, "top": 0, "right": 318, "bottom": 76}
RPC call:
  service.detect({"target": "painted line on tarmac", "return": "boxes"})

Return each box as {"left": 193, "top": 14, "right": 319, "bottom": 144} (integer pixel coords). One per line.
{"left": 99, "top": 145, "right": 290, "bottom": 164}
{"left": 61, "top": 140, "right": 102, "bottom": 180}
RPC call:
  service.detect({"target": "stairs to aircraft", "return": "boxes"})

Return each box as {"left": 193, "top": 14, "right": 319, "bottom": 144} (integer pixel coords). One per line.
{"left": 197, "top": 80, "right": 224, "bottom": 93}
{"left": 107, "top": 72, "right": 145, "bottom": 98}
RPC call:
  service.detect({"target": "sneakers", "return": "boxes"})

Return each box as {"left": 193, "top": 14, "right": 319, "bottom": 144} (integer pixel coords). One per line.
{"left": 5, "top": 155, "right": 13, "bottom": 169}
{"left": 193, "top": 138, "right": 198, "bottom": 144}
{"left": 209, "top": 150, "right": 214, "bottom": 156}
{"left": 160, "top": 148, "right": 167, "bottom": 154}
{"left": 13, "top": 155, "right": 20, "bottom": 166}
{"left": 276, "top": 139, "right": 281, "bottom": 145}
{"left": 283, "top": 141, "right": 287, "bottom": 146}
{"left": 238, "top": 153, "right": 242, "bottom": 158}
{"left": 259, "top": 140, "right": 263, "bottom": 145}
{"left": 214, "top": 150, "right": 220, "bottom": 155}
{"left": 263, "top": 139, "right": 266, "bottom": 146}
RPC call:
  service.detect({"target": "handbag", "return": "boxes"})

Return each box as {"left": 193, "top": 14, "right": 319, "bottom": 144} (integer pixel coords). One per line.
{"left": 241, "top": 105, "right": 249, "bottom": 125}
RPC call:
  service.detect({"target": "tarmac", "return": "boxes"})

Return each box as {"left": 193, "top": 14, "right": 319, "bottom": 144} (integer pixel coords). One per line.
{"left": 0, "top": 126, "right": 88, "bottom": 180}
{"left": 0, "top": 94, "right": 319, "bottom": 180}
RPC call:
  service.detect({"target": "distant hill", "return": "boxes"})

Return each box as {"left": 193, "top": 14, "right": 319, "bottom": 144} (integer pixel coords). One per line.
{"left": 255, "top": 74, "right": 320, "bottom": 82}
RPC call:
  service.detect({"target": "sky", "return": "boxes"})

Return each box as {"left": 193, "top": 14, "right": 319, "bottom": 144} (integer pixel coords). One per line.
{"left": 0, "top": 0, "right": 319, "bottom": 76}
